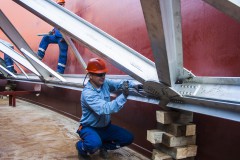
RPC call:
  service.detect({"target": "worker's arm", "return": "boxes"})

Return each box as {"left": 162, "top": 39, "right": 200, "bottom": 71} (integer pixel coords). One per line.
{"left": 105, "top": 78, "right": 137, "bottom": 92}
{"left": 82, "top": 88, "right": 127, "bottom": 115}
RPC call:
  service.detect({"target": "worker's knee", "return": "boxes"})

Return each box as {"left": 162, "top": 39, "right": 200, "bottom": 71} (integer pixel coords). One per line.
{"left": 85, "top": 138, "right": 102, "bottom": 154}
{"left": 59, "top": 41, "right": 68, "bottom": 51}
{"left": 124, "top": 132, "right": 134, "bottom": 145}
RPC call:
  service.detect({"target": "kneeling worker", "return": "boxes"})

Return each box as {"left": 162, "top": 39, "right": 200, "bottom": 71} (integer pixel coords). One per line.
{"left": 75, "top": 58, "right": 142, "bottom": 159}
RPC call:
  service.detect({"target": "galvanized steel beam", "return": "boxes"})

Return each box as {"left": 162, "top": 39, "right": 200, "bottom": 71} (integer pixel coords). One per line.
{"left": 140, "top": 0, "right": 192, "bottom": 87}
{"left": 0, "top": 42, "right": 40, "bottom": 76}
{"left": 203, "top": 0, "right": 240, "bottom": 23}
{"left": 62, "top": 33, "right": 87, "bottom": 72}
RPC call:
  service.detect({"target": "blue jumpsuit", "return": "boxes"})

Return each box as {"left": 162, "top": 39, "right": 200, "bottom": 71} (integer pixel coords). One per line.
{"left": 76, "top": 79, "right": 135, "bottom": 156}
{"left": 37, "top": 28, "right": 68, "bottom": 74}
{"left": 4, "top": 54, "right": 15, "bottom": 73}
{"left": 0, "top": 39, "right": 15, "bottom": 73}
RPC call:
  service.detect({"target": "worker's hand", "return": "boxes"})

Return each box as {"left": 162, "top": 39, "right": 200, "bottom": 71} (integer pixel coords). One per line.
{"left": 134, "top": 84, "right": 143, "bottom": 92}
{"left": 122, "top": 81, "right": 129, "bottom": 98}
{"left": 48, "top": 30, "right": 54, "bottom": 35}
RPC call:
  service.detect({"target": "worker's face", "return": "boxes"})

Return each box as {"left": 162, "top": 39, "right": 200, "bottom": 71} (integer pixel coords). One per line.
{"left": 89, "top": 73, "right": 106, "bottom": 88}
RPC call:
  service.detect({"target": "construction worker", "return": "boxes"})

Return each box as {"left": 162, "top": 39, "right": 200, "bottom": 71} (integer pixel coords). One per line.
{"left": 75, "top": 58, "right": 143, "bottom": 159}
{"left": 36, "top": 0, "right": 68, "bottom": 74}
{"left": 0, "top": 39, "right": 16, "bottom": 73}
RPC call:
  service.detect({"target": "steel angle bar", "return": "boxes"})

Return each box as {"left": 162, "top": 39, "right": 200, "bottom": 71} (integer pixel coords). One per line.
{"left": 13, "top": 73, "right": 160, "bottom": 104}
{"left": 140, "top": 0, "right": 186, "bottom": 87}
{"left": 203, "top": 0, "right": 240, "bottom": 23}
{"left": 20, "top": 48, "right": 66, "bottom": 82}
{"left": 14, "top": 61, "right": 30, "bottom": 79}
{"left": 62, "top": 33, "right": 87, "bottom": 72}
{"left": 183, "top": 76, "right": 240, "bottom": 85}
{"left": 168, "top": 97, "right": 240, "bottom": 122}
{"left": 13, "top": 0, "right": 158, "bottom": 84}
{"left": 0, "top": 10, "right": 33, "bottom": 54}
{"left": 0, "top": 42, "right": 40, "bottom": 76}
{"left": 0, "top": 64, "right": 17, "bottom": 78}
{"left": 175, "top": 82, "right": 240, "bottom": 104}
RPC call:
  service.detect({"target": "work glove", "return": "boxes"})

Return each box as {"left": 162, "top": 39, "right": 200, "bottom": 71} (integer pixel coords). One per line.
{"left": 134, "top": 84, "right": 143, "bottom": 92}
{"left": 122, "top": 81, "right": 129, "bottom": 98}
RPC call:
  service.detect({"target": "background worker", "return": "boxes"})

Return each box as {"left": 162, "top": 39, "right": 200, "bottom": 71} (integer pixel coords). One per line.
{"left": 36, "top": 0, "right": 68, "bottom": 74}
{"left": 0, "top": 39, "right": 16, "bottom": 73}
{"left": 75, "top": 58, "right": 143, "bottom": 159}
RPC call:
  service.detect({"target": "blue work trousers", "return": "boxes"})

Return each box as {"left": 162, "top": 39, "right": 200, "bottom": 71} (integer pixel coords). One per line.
{"left": 4, "top": 54, "right": 14, "bottom": 73}
{"left": 76, "top": 123, "right": 134, "bottom": 155}
{"left": 37, "top": 35, "right": 68, "bottom": 74}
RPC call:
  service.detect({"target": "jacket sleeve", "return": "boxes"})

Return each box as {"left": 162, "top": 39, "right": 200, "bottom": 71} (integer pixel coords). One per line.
{"left": 82, "top": 89, "right": 127, "bottom": 115}
{"left": 106, "top": 78, "right": 136, "bottom": 92}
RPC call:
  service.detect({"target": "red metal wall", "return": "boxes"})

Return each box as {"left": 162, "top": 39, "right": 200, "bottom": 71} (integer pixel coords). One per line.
{"left": 182, "top": 0, "right": 240, "bottom": 77}
{"left": 1, "top": 0, "right": 240, "bottom": 159}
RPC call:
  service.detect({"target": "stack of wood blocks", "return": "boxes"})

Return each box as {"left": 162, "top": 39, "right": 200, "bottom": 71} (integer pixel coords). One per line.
{"left": 147, "top": 110, "right": 197, "bottom": 160}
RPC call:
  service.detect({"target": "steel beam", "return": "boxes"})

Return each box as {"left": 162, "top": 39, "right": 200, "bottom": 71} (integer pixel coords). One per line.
{"left": 0, "top": 42, "right": 40, "bottom": 76}
{"left": 62, "top": 33, "right": 87, "bottom": 72}
{"left": 203, "top": 0, "right": 240, "bottom": 23}
{"left": 168, "top": 96, "right": 240, "bottom": 122}
{"left": 20, "top": 48, "right": 66, "bottom": 82}
{"left": 0, "top": 64, "right": 17, "bottom": 78}
{"left": 140, "top": 0, "right": 190, "bottom": 87}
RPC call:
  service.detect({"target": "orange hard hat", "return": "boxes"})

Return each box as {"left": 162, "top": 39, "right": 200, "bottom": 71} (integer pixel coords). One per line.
{"left": 56, "top": 0, "right": 65, "bottom": 4}
{"left": 86, "top": 58, "right": 108, "bottom": 73}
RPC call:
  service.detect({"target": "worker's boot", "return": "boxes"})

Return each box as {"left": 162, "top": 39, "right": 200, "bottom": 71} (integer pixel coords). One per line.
{"left": 75, "top": 142, "right": 91, "bottom": 160}
{"left": 99, "top": 148, "right": 109, "bottom": 159}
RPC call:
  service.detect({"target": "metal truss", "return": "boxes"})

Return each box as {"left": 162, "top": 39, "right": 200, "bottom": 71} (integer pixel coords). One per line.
{"left": 0, "top": 0, "right": 239, "bottom": 122}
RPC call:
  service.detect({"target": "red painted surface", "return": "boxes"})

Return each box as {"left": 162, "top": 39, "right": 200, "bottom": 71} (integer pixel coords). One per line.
{"left": 1, "top": 0, "right": 240, "bottom": 159}
{"left": 182, "top": 0, "right": 240, "bottom": 77}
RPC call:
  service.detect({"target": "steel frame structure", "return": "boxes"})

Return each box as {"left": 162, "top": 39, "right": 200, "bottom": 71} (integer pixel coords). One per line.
{"left": 0, "top": 0, "right": 239, "bottom": 121}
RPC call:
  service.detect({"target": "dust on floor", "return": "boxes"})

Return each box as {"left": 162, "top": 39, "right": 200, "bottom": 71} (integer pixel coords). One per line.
{"left": 0, "top": 98, "right": 149, "bottom": 160}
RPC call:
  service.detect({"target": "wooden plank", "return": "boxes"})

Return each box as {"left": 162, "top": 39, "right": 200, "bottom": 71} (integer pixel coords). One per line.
{"left": 147, "top": 130, "right": 196, "bottom": 147}
{"left": 157, "top": 123, "right": 196, "bottom": 137}
{"left": 147, "top": 130, "right": 164, "bottom": 144}
{"left": 152, "top": 149, "right": 172, "bottom": 160}
{"left": 156, "top": 110, "right": 193, "bottom": 124}
{"left": 156, "top": 144, "right": 197, "bottom": 159}
{"left": 162, "top": 133, "right": 196, "bottom": 147}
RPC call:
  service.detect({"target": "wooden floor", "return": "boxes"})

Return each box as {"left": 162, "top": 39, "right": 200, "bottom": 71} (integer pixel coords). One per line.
{"left": 0, "top": 98, "right": 149, "bottom": 160}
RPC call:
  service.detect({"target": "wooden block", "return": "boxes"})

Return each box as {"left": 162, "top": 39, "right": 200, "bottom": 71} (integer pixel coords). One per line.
{"left": 147, "top": 130, "right": 164, "bottom": 144}
{"left": 157, "top": 144, "right": 197, "bottom": 159}
{"left": 162, "top": 132, "right": 196, "bottom": 147}
{"left": 156, "top": 111, "right": 179, "bottom": 124}
{"left": 186, "top": 124, "right": 196, "bottom": 136}
{"left": 152, "top": 149, "right": 173, "bottom": 160}
{"left": 156, "top": 111, "right": 193, "bottom": 124}
{"left": 157, "top": 123, "right": 196, "bottom": 137}
{"left": 174, "top": 157, "right": 195, "bottom": 160}
{"left": 147, "top": 130, "right": 195, "bottom": 147}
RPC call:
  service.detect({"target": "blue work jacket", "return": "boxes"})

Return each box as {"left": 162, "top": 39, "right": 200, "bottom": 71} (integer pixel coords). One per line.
{"left": 80, "top": 78, "right": 135, "bottom": 128}
{"left": 53, "top": 28, "right": 62, "bottom": 38}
